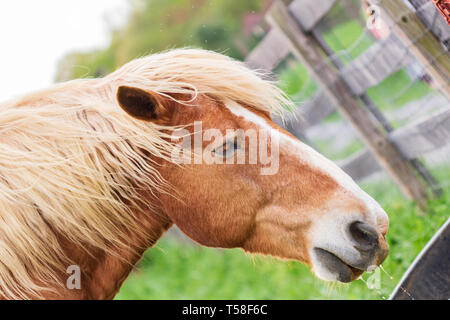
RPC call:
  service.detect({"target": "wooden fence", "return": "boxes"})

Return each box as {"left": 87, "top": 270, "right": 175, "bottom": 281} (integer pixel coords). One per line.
{"left": 245, "top": 0, "right": 450, "bottom": 209}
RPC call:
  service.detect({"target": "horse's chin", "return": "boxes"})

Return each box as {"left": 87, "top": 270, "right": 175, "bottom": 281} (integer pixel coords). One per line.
{"left": 312, "top": 248, "right": 366, "bottom": 283}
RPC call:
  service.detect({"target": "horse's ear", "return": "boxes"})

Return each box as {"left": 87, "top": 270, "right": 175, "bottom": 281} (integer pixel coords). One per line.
{"left": 116, "top": 86, "right": 165, "bottom": 121}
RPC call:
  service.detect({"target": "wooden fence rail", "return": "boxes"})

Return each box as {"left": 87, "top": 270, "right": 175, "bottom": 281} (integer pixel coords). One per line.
{"left": 288, "top": 0, "right": 336, "bottom": 31}
{"left": 245, "top": 28, "right": 291, "bottom": 71}
{"left": 390, "top": 108, "right": 450, "bottom": 159}
{"left": 339, "top": 33, "right": 414, "bottom": 96}
{"left": 338, "top": 108, "right": 450, "bottom": 181}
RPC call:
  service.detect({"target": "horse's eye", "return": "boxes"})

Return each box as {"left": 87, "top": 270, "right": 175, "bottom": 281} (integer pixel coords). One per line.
{"left": 214, "top": 139, "right": 239, "bottom": 158}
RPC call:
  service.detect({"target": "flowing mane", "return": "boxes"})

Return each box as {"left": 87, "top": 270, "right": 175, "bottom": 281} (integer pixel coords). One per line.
{"left": 0, "top": 49, "right": 292, "bottom": 299}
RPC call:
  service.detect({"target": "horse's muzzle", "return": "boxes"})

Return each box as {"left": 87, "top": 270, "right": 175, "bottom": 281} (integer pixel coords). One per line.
{"left": 348, "top": 220, "right": 389, "bottom": 269}
{"left": 313, "top": 220, "right": 389, "bottom": 283}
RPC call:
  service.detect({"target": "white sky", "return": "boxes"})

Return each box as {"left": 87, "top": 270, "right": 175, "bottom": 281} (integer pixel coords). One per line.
{"left": 0, "top": 0, "right": 129, "bottom": 102}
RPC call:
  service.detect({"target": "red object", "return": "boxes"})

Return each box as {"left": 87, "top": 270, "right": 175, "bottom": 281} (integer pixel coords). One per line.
{"left": 433, "top": 0, "right": 450, "bottom": 25}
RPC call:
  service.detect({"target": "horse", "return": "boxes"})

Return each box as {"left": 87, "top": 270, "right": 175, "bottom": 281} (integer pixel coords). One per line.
{"left": 0, "top": 48, "right": 389, "bottom": 299}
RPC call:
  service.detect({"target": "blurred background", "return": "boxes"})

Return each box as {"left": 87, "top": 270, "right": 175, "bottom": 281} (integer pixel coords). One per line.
{"left": 1, "top": 0, "right": 448, "bottom": 299}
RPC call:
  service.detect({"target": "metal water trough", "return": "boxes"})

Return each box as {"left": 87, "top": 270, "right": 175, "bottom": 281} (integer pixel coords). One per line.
{"left": 390, "top": 218, "right": 450, "bottom": 300}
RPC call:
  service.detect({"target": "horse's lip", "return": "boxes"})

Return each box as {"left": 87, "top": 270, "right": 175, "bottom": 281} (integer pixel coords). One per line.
{"left": 313, "top": 248, "right": 365, "bottom": 283}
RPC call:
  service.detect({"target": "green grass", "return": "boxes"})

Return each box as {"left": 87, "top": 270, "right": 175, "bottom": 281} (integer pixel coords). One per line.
{"left": 277, "top": 59, "right": 317, "bottom": 104}
{"left": 116, "top": 174, "right": 449, "bottom": 300}
{"left": 366, "top": 69, "right": 432, "bottom": 112}
{"left": 322, "top": 20, "right": 374, "bottom": 60}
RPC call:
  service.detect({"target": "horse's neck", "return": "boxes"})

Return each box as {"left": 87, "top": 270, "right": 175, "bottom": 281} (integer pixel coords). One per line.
{"left": 44, "top": 206, "right": 172, "bottom": 300}
{"left": 77, "top": 158, "right": 174, "bottom": 300}
{"left": 82, "top": 209, "right": 173, "bottom": 300}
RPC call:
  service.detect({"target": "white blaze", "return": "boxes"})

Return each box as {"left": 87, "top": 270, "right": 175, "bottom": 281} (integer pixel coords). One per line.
{"left": 225, "top": 100, "right": 389, "bottom": 277}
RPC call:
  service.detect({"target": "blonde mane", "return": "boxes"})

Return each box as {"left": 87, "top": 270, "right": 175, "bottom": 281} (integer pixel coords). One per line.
{"left": 0, "top": 48, "right": 293, "bottom": 299}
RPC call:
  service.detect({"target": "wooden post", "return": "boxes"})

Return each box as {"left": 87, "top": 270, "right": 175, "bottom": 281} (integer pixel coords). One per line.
{"left": 390, "top": 218, "right": 450, "bottom": 300}
{"left": 310, "top": 27, "right": 442, "bottom": 198}
{"left": 378, "top": 0, "right": 450, "bottom": 100}
{"left": 266, "top": 0, "right": 429, "bottom": 210}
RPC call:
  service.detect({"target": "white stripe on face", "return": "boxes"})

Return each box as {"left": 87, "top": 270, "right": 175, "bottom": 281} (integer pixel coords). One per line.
{"left": 224, "top": 100, "right": 388, "bottom": 227}
{"left": 225, "top": 100, "right": 390, "bottom": 281}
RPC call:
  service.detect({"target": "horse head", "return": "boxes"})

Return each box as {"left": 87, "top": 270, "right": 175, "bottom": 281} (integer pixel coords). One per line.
{"left": 116, "top": 71, "right": 389, "bottom": 283}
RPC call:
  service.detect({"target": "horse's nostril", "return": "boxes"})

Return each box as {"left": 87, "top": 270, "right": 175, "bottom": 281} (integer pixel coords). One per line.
{"left": 348, "top": 221, "right": 378, "bottom": 250}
